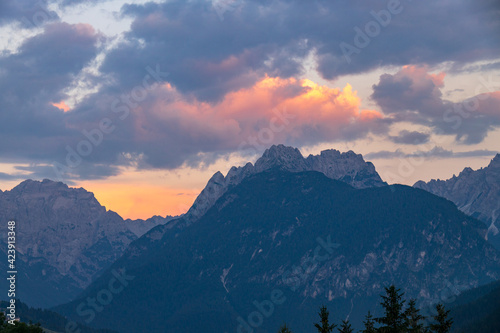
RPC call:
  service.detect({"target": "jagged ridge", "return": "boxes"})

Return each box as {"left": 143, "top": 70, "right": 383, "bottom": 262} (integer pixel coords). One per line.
{"left": 414, "top": 153, "right": 500, "bottom": 249}
{"left": 185, "top": 144, "right": 386, "bottom": 222}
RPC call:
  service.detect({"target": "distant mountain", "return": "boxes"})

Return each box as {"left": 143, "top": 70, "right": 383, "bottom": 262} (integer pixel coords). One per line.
{"left": 414, "top": 154, "right": 500, "bottom": 250}
{"left": 123, "top": 215, "right": 177, "bottom": 237}
{"left": 0, "top": 179, "right": 171, "bottom": 308}
{"left": 58, "top": 169, "right": 500, "bottom": 333}
{"left": 185, "top": 144, "right": 386, "bottom": 223}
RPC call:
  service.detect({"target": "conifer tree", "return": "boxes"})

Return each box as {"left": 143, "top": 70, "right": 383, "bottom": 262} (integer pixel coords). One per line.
{"left": 338, "top": 319, "right": 353, "bottom": 333}
{"left": 314, "top": 305, "right": 337, "bottom": 333}
{"left": 405, "top": 299, "right": 425, "bottom": 332}
{"left": 428, "top": 303, "right": 453, "bottom": 333}
{"left": 361, "top": 311, "right": 377, "bottom": 333}
{"left": 278, "top": 323, "right": 293, "bottom": 333}
{"left": 375, "top": 285, "right": 408, "bottom": 333}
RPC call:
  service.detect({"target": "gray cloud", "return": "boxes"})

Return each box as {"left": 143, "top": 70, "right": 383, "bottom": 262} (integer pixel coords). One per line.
{"left": 99, "top": 0, "right": 500, "bottom": 101}
{"left": 371, "top": 66, "right": 500, "bottom": 144}
{"left": 0, "top": 0, "right": 58, "bottom": 28}
{"left": 366, "top": 147, "right": 498, "bottom": 160}
{"left": 389, "top": 130, "right": 430, "bottom": 145}
{"left": 0, "top": 22, "right": 101, "bottom": 168}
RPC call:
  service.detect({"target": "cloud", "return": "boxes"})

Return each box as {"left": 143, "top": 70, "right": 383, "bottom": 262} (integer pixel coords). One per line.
{"left": 0, "top": 22, "right": 101, "bottom": 165}
{"left": 55, "top": 0, "right": 113, "bottom": 7}
{"left": 371, "top": 66, "right": 500, "bottom": 144}
{"left": 0, "top": 0, "right": 58, "bottom": 28}
{"left": 94, "top": 0, "right": 500, "bottom": 102}
{"left": 62, "top": 76, "right": 387, "bottom": 175}
{"left": 388, "top": 130, "right": 430, "bottom": 145}
{"left": 0, "top": 171, "right": 27, "bottom": 181}
{"left": 1, "top": 0, "right": 499, "bottom": 183}
{"left": 365, "top": 147, "right": 498, "bottom": 160}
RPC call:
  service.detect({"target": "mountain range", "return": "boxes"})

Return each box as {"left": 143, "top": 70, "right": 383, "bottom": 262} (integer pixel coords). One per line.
{"left": 414, "top": 154, "right": 500, "bottom": 250}
{"left": 184, "top": 144, "right": 386, "bottom": 224}
{"left": 57, "top": 166, "right": 500, "bottom": 332}
{"left": 0, "top": 180, "right": 172, "bottom": 307}
{"left": 1, "top": 145, "right": 499, "bottom": 332}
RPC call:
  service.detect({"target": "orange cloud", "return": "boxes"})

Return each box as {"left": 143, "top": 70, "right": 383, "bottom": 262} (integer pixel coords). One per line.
{"left": 52, "top": 101, "right": 70, "bottom": 112}
{"left": 401, "top": 65, "right": 445, "bottom": 87}
{"left": 141, "top": 75, "right": 384, "bottom": 145}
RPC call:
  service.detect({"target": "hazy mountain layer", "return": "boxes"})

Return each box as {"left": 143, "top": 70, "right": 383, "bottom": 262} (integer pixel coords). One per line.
{"left": 0, "top": 179, "right": 170, "bottom": 307}
{"left": 414, "top": 154, "right": 500, "bottom": 250}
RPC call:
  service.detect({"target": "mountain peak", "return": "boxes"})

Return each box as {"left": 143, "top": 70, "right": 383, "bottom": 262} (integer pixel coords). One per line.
{"left": 254, "top": 144, "right": 306, "bottom": 172}
{"left": 184, "top": 145, "right": 385, "bottom": 224}
{"left": 413, "top": 154, "right": 500, "bottom": 250}
{"left": 12, "top": 178, "right": 70, "bottom": 194}
{"left": 488, "top": 153, "right": 500, "bottom": 168}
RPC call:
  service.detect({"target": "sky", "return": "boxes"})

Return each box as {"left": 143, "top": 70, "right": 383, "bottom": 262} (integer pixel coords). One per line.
{"left": 0, "top": 0, "right": 499, "bottom": 219}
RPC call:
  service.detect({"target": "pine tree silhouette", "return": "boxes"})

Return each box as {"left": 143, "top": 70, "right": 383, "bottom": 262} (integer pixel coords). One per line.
{"left": 428, "top": 303, "right": 453, "bottom": 333}
{"left": 278, "top": 323, "right": 293, "bottom": 333}
{"left": 405, "top": 299, "right": 425, "bottom": 332}
{"left": 314, "top": 305, "right": 337, "bottom": 333}
{"left": 361, "top": 311, "right": 377, "bottom": 333}
{"left": 375, "top": 285, "right": 408, "bottom": 333}
{"left": 338, "top": 319, "right": 354, "bottom": 333}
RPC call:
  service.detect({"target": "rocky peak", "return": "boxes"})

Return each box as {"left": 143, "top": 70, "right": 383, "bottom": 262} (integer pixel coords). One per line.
{"left": 414, "top": 153, "right": 500, "bottom": 249}
{"left": 184, "top": 145, "right": 386, "bottom": 224}
{"left": 8, "top": 179, "right": 105, "bottom": 215}
{"left": 489, "top": 154, "right": 500, "bottom": 168}
{"left": 459, "top": 167, "right": 474, "bottom": 177}
{"left": 0, "top": 179, "right": 139, "bottom": 307}
{"left": 254, "top": 144, "right": 307, "bottom": 172}
{"left": 12, "top": 178, "right": 68, "bottom": 193}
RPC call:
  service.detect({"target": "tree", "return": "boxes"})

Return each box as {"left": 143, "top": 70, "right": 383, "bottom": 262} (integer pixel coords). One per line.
{"left": 338, "top": 319, "right": 353, "bottom": 333}
{"left": 405, "top": 299, "right": 425, "bottom": 332}
{"left": 428, "top": 303, "right": 453, "bottom": 333}
{"left": 314, "top": 305, "right": 337, "bottom": 333}
{"left": 278, "top": 323, "right": 293, "bottom": 333}
{"left": 375, "top": 285, "right": 408, "bottom": 333}
{"left": 361, "top": 311, "right": 377, "bottom": 333}
{"left": 0, "top": 312, "right": 44, "bottom": 333}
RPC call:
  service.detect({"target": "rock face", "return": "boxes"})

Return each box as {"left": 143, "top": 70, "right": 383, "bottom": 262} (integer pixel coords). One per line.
{"left": 414, "top": 154, "right": 500, "bottom": 249}
{"left": 0, "top": 179, "right": 153, "bottom": 308}
{"left": 59, "top": 169, "right": 500, "bottom": 333}
{"left": 185, "top": 144, "right": 386, "bottom": 223}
